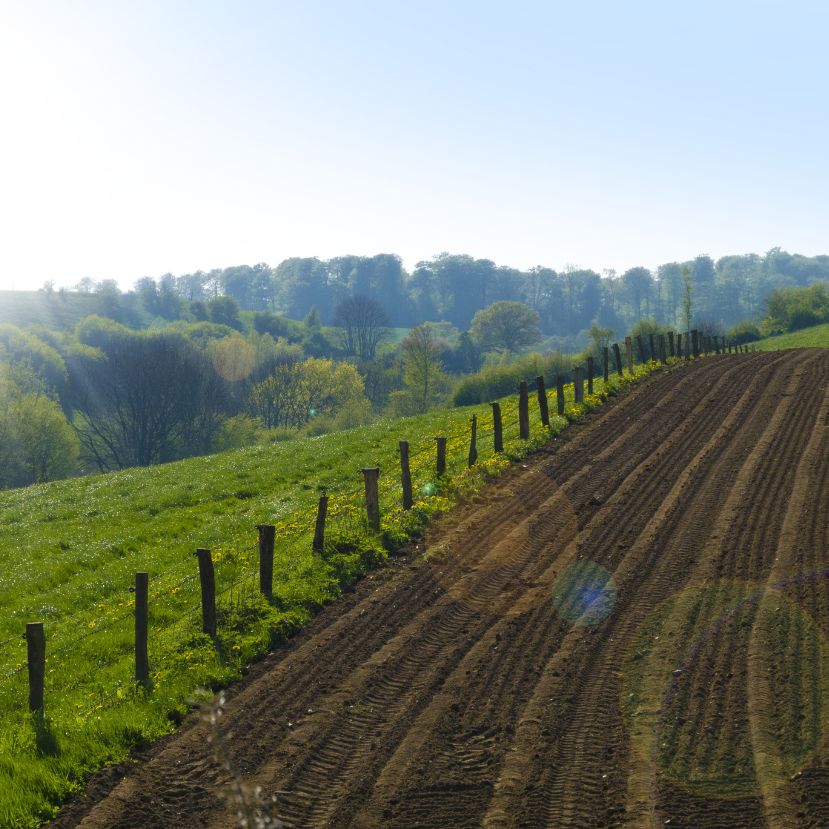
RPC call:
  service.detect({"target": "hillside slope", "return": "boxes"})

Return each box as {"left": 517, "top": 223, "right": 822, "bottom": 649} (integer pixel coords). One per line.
{"left": 754, "top": 322, "right": 829, "bottom": 350}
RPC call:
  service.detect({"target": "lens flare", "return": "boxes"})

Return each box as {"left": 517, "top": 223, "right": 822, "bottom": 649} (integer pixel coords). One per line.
{"left": 551, "top": 560, "right": 616, "bottom": 625}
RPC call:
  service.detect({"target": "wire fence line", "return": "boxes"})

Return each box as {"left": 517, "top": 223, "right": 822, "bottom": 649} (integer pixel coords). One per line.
{"left": 3, "top": 334, "right": 746, "bottom": 718}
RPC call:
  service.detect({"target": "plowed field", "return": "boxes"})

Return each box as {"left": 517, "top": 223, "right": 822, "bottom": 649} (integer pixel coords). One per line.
{"left": 51, "top": 351, "right": 829, "bottom": 829}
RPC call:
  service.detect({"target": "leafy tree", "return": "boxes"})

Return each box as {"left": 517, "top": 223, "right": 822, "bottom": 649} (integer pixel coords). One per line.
{"left": 208, "top": 296, "right": 243, "bottom": 330}
{"left": 12, "top": 394, "right": 79, "bottom": 482}
{"left": 622, "top": 267, "right": 653, "bottom": 321}
{"left": 763, "top": 284, "right": 829, "bottom": 334}
{"left": 209, "top": 335, "right": 256, "bottom": 382}
{"left": 394, "top": 324, "right": 449, "bottom": 414}
{"left": 249, "top": 357, "right": 366, "bottom": 428}
{"left": 682, "top": 266, "right": 693, "bottom": 333}
{"left": 470, "top": 301, "right": 542, "bottom": 353}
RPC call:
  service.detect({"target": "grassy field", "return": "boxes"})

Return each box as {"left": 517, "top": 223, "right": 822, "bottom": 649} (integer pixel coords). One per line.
{"left": 754, "top": 323, "right": 829, "bottom": 350}
{"left": 0, "top": 364, "right": 655, "bottom": 827}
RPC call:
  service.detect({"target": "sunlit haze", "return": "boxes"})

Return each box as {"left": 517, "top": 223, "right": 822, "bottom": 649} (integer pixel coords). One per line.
{"left": 1, "top": 0, "right": 827, "bottom": 290}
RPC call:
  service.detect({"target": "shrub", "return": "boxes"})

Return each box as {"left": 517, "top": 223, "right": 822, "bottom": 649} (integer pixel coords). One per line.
{"left": 728, "top": 321, "right": 762, "bottom": 345}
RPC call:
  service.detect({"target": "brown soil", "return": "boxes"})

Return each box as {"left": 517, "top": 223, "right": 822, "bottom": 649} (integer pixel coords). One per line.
{"left": 49, "top": 350, "right": 829, "bottom": 829}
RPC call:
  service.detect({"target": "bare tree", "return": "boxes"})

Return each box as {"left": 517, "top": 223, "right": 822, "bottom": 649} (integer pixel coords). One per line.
{"left": 333, "top": 296, "right": 390, "bottom": 359}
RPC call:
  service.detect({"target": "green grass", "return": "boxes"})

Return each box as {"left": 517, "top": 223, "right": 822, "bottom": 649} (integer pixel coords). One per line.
{"left": 0, "top": 363, "right": 658, "bottom": 827}
{"left": 754, "top": 323, "right": 829, "bottom": 351}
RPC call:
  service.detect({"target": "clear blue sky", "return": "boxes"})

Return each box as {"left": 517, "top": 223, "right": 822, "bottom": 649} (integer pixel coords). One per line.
{"left": 1, "top": 0, "right": 827, "bottom": 290}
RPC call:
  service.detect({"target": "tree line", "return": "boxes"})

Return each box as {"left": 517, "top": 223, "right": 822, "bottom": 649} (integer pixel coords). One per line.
{"left": 36, "top": 247, "right": 829, "bottom": 342}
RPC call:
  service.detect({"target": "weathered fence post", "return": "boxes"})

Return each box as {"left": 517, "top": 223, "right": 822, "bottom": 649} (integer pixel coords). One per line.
{"left": 436, "top": 436, "right": 447, "bottom": 475}
{"left": 196, "top": 548, "right": 216, "bottom": 637}
{"left": 636, "top": 335, "right": 646, "bottom": 364}
{"left": 135, "top": 572, "right": 150, "bottom": 688}
{"left": 313, "top": 495, "right": 329, "bottom": 549}
{"left": 362, "top": 467, "right": 380, "bottom": 531}
{"left": 676, "top": 332, "right": 682, "bottom": 358}
{"left": 587, "top": 356, "right": 594, "bottom": 395}
{"left": 518, "top": 381, "right": 530, "bottom": 440}
{"left": 399, "top": 442, "right": 413, "bottom": 510}
{"left": 684, "top": 333, "right": 691, "bottom": 360}
{"left": 257, "top": 524, "right": 275, "bottom": 598}
{"left": 648, "top": 333, "right": 656, "bottom": 362}
{"left": 613, "top": 343, "right": 623, "bottom": 377}
{"left": 659, "top": 334, "right": 667, "bottom": 364}
{"left": 574, "top": 366, "right": 584, "bottom": 404}
{"left": 468, "top": 415, "right": 478, "bottom": 466}
{"left": 602, "top": 347, "right": 609, "bottom": 383}
{"left": 26, "top": 622, "right": 45, "bottom": 713}
{"left": 536, "top": 376, "right": 550, "bottom": 427}
{"left": 624, "top": 336, "right": 634, "bottom": 375}
{"left": 691, "top": 329, "right": 700, "bottom": 358}
{"left": 491, "top": 402, "right": 503, "bottom": 452}
{"left": 668, "top": 331, "right": 675, "bottom": 358}
{"left": 556, "top": 374, "right": 565, "bottom": 416}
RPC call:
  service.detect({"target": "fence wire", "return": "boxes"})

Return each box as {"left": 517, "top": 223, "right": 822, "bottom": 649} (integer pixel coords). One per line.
{"left": 0, "top": 349, "right": 715, "bottom": 717}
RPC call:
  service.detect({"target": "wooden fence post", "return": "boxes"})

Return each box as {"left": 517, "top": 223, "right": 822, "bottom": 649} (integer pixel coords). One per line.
{"left": 26, "top": 622, "right": 45, "bottom": 713}
{"left": 468, "top": 415, "right": 478, "bottom": 466}
{"left": 556, "top": 374, "right": 565, "bottom": 416}
{"left": 636, "top": 335, "right": 646, "bottom": 364}
{"left": 676, "top": 332, "right": 682, "bottom": 357}
{"left": 648, "top": 333, "right": 656, "bottom": 362}
{"left": 135, "top": 572, "right": 150, "bottom": 688}
{"left": 196, "top": 548, "right": 216, "bottom": 637}
{"left": 399, "top": 442, "right": 413, "bottom": 510}
{"left": 602, "top": 347, "right": 609, "bottom": 383}
{"left": 613, "top": 343, "right": 623, "bottom": 377}
{"left": 491, "top": 402, "right": 503, "bottom": 452}
{"left": 436, "top": 436, "right": 447, "bottom": 475}
{"left": 518, "top": 381, "right": 530, "bottom": 440}
{"left": 659, "top": 334, "right": 667, "bottom": 364}
{"left": 313, "top": 495, "right": 329, "bottom": 549}
{"left": 587, "top": 356, "right": 594, "bottom": 395}
{"left": 362, "top": 467, "right": 381, "bottom": 531}
{"left": 536, "top": 376, "right": 550, "bottom": 427}
{"left": 691, "top": 329, "right": 700, "bottom": 358}
{"left": 668, "top": 331, "right": 675, "bottom": 358}
{"left": 257, "top": 524, "right": 275, "bottom": 598}
{"left": 574, "top": 366, "right": 584, "bottom": 404}
{"left": 624, "top": 336, "right": 634, "bottom": 375}
{"left": 684, "top": 333, "right": 691, "bottom": 360}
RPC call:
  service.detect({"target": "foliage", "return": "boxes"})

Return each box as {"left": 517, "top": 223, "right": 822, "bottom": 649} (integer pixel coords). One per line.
{"left": 452, "top": 350, "right": 575, "bottom": 406}
{"left": 0, "top": 369, "right": 78, "bottom": 488}
{"left": 392, "top": 324, "right": 449, "bottom": 415}
{"left": 470, "top": 300, "right": 542, "bottom": 354}
{"left": 727, "top": 321, "right": 763, "bottom": 344}
{"left": 249, "top": 357, "right": 367, "bottom": 429}
{"left": 762, "top": 283, "right": 829, "bottom": 335}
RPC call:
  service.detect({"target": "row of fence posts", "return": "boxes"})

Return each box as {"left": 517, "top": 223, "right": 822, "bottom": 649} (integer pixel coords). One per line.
{"left": 19, "top": 331, "right": 755, "bottom": 713}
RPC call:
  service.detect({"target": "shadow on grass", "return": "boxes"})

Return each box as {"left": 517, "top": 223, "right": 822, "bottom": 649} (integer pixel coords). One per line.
{"left": 32, "top": 712, "right": 59, "bottom": 757}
